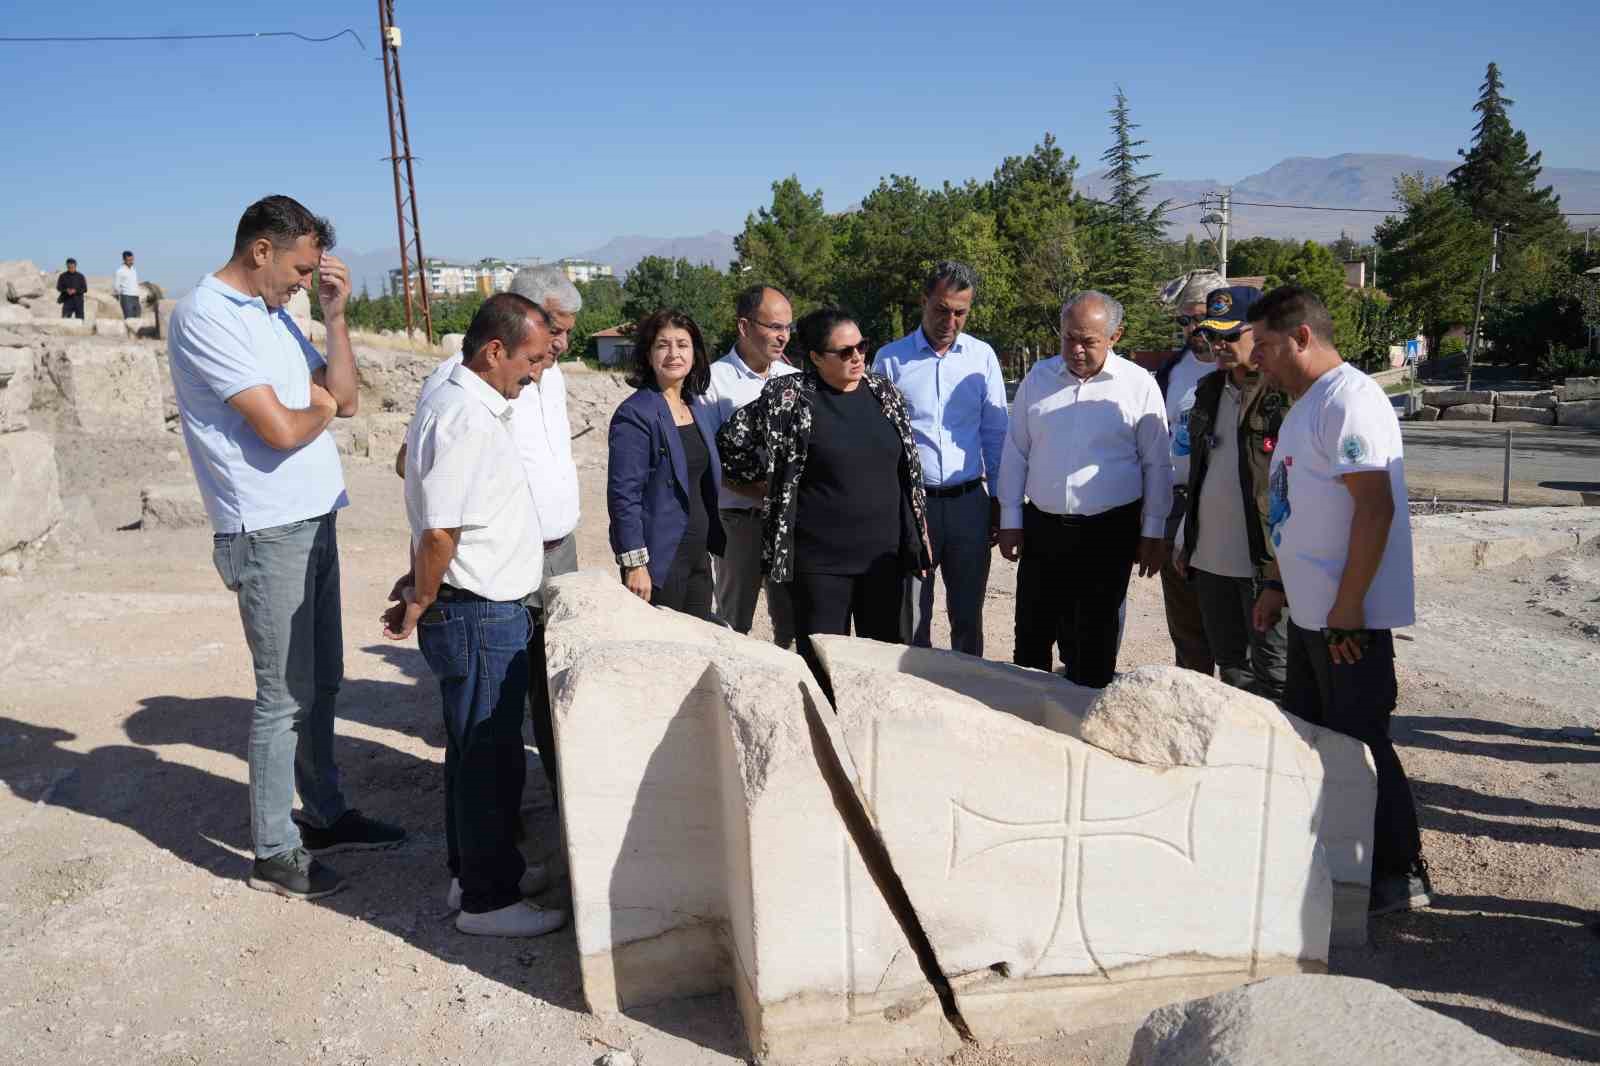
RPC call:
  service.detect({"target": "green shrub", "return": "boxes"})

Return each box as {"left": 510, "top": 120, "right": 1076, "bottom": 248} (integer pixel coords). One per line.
{"left": 1439, "top": 335, "right": 1467, "bottom": 357}
{"left": 1538, "top": 344, "right": 1600, "bottom": 379}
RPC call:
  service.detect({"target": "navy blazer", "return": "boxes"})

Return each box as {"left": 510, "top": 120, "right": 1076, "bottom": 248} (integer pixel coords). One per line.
{"left": 607, "top": 388, "right": 727, "bottom": 586}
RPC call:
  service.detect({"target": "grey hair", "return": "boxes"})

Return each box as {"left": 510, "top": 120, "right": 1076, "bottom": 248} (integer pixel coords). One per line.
{"left": 1061, "top": 291, "right": 1125, "bottom": 335}
{"left": 510, "top": 265, "right": 583, "bottom": 314}
{"left": 923, "top": 259, "right": 979, "bottom": 297}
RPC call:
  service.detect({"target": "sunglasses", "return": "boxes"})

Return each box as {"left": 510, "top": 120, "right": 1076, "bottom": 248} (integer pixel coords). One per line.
{"left": 1177, "top": 314, "right": 1201, "bottom": 326}
{"left": 1206, "top": 329, "right": 1248, "bottom": 344}
{"left": 823, "top": 342, "right": 871, "bottom": 359}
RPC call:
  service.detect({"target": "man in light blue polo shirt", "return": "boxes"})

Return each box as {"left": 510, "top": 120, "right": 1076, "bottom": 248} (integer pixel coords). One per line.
{"left": 874, "top": 261, "right": 1008, "bottom": 657}
{"left": 169, "top": 195, "right": 405, "bottom": 901}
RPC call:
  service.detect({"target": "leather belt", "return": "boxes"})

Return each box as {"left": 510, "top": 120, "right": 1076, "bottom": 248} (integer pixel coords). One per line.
{"left": 435, "top": 583, "right": 489, "bottom": 603}
{"left": 925, "top": 480, "right": 983, "bottom": 500}
{"left": 542, "top": 539, "right": 566, "bottom": 551}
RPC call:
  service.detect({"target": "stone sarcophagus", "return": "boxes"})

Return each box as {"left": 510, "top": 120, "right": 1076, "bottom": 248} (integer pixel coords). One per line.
{"left": 544, "top": 572, "right": 1376, "bottom": 1063}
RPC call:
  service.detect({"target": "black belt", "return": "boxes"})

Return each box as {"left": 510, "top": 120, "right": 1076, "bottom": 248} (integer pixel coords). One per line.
{"left": 435, "top": 583, "right": 490, "bottom": 603}
{"left": 925, "top": 480, "right": 983, "bottom": 499}
{"left": 543, "top": 538, "right": 566, "bottom": 551}
{"left": 1026, "top": 499, "right": 1141, "bottom": 526}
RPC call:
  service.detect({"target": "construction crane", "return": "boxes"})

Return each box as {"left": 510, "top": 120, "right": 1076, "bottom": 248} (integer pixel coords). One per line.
{"left": 378, "top": 1, "right": 432, "bottom": 341}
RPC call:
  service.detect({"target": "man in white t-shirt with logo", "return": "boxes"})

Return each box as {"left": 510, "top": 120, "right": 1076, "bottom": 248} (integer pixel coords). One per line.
{"left": 1248, "top": 285, "right": 1428, "bottom": 919}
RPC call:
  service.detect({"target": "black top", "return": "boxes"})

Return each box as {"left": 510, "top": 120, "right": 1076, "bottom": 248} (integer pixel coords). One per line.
{"left": 56, "top": 271, "right": 87, "bottom": 300}
{"left": 794, "top": 381, "right": 903, "bottom": 575}
{"left": 676, "top": 421, "right": 711, "bottom": 554}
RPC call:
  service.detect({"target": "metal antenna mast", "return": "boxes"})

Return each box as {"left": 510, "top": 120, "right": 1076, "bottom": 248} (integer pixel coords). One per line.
{"left": 378, "top": 0, "right": 432, "bottom": 341}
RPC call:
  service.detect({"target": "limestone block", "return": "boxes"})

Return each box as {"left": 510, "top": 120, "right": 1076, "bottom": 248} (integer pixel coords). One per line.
{"left": 331, "top": 416, "right": 370, "bottom": 457}
{"left": 1557, "top": 399, "right": 1600, "bottom": 429}
{"left": 93, "top": 317, "right": 130, "bottom": 337}
{"left": 56, "top": 494, "right": 101, "bottom": 545}
{"left": 441, "top": 332, "right": 465, "bottom": 355}
{"left": 156, "top": 298, "right": 178, "bottom": 339}
{"left": 139, "top": 482, "right": 209, "bottom": 529}
{"left": 0, "top": 260, "right": 46, "bottom": 304}
{"left": 0, "top": 345, "right": 33, "bottom": 431}
{"left": 1494, "top": 389, "right": 1557, "bottom": 410}
{"left": 0, "top": 303, "right": 31, "bottom": 326}
{"left": 1128, "top": 974, "right": 1522, "bottom": 1065}
{"left": 40, "top": 341, "right": 164, "bottom": 434}
{"left": 0, "top": 431, "right": 64, "bottom": 553}
{"left": 545, "top": 573, "right": 949, "bottom": 1064}
{"left": 33, "top": 318, "right": 93, "bottom": 337}
{"left": 1441, "top": 403, "right": 1494, "bottom": 421}
{"left": 1563, "top": 376, "right": 1600, "bottom": 401}
{"left": 808, "top": 639, "right": 1376, "bottom": 1043}
{"left": 354, "top": 345, "right": 436, "bottom": 413}
{"left": 286, "top": 290, "right": 312, "bottom": 335}
{"left": 365, "top": 412, "right": 411, "bottom": 465}
{"left": 1411, "top": 405, "right": 1441, "bottom": 422}
{"left": 1421, "top": 388, "right": 1494, "bottom": 407}
{"left": 1493, "top": 405, "right": 1555, "bottom": 425}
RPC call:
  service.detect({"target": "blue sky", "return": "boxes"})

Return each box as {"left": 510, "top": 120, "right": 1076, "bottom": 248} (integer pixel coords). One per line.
{"left": 2, "top": 0, "right": 1596, "bottom": 291}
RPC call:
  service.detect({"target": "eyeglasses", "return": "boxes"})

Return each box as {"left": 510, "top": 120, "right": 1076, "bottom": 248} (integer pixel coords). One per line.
{"left": 1206, "top": 328, "right": 1250, "bottom": 344}
{"left": 823, "top": 342, "right": 870, "bottom": 359}
{"left": 746, "top": 318, "right": 795, "bottom": 334}
{"left": 1177, "top": 315, "right": 1200, "bottom": 326}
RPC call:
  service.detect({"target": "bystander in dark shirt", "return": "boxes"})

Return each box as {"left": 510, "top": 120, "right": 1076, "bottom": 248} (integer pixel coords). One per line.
{"left": 794, "top": 382, "right": 903, "bottom": 574}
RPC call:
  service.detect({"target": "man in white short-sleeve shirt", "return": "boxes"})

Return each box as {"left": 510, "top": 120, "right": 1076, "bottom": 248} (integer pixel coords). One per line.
{"left": 169, "top": 195, "right": 405, "bottom": 903}
{"left": 1249, "top": 284, "right": 1428, "bottom": 920}
{"left": 383, "top": 293, "right": 566, "bottom": 940}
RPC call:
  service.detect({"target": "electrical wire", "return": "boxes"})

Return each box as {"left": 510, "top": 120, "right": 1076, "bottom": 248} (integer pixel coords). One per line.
{"left": 0, "top": 28, "right": 366, "bottom": 50}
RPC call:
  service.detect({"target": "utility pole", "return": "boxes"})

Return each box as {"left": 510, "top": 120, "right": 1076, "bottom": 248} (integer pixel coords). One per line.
{"left": 1464, "top": 223, "right": 1501, "bottom": 393}
{"left": 1218, "top": 189, "right": 1231, "bottom": 281}
{"left": 378, "top": 0, "right": 432, "bottom": 342}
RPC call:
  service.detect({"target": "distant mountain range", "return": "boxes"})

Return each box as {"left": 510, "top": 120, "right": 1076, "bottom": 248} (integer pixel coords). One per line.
{"left": 342, "top": 153, "right": 1600, "bottom": 292}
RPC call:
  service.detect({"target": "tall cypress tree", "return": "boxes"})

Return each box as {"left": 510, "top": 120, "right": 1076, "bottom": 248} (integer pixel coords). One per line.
{"left": 1082, "top": 87, "right": 1170, "bottom": 350}
{"left": 1448, "top": 63, "right": 1564, "bottom": 239}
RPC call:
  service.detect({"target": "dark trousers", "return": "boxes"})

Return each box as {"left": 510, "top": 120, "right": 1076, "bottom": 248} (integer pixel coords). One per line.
{"left": 1193, "top": 569, "right": 1287, "bottom": 702}
{"left": 906, "top": 484, "right": 993, "bottom": 657}
{"left": 1284, "top": 622, "right": 1422, "bottom": 879}
{"left": 788, "top": 556, "right": 907, "bottom": 691}
{"left": 118, "top": 294, "right": 141, "bottom": 319}
{"left": 418, "top": 598, "right": 531, "bottom": 914}
{"left": 1013, "top": 500, "right": 1140, "bottom": 688}
{"left": 526, "top": 533, "right": 578, "bottom": 805}
{"left": 1159, "top": 489, "right": 1213, "bottom": 674}
{"left": 650, "top": 543, "right": 714, "bottom": 618}
{"left": 60, "top": 297, "right": 84, "bottom": 319}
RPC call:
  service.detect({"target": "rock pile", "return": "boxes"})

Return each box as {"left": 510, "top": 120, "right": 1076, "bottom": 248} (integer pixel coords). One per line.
{"left": 0, "top": 258, "right": 152, "bottom": 336}
{"left": 1412, "top": 377, "right": 1600, "bottom": 427}
{"left": 0, "top": 331, "right": 64, "bottom": 576}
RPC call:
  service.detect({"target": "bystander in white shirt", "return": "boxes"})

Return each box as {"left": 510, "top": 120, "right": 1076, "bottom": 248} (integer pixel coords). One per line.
{"left": 114, "top": 263, "right": 139, "bottom": 297}
{"left": 418, "top": 353, "right": 580, "bottom": 541}
{"left": 405, "top": 363, "right": 544, "bottom": 602}
{"left": 997, "top": 351, "right": 1173, "bottom": 538}
{"left": 698, "top": 348, "right": 799, "bottom": 511}
{"left": 1267, "top": 362, "right": 1414, "bottom": 631}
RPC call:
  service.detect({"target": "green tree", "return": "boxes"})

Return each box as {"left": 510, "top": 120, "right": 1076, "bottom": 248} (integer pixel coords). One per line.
{"left": 571, "top": 276, "right": 625, "bottom": 360}
{"left": 732, "top": 176, "right": 835, "bottom": 311}
{"left": 1226, "top": 237, "right": 1296, "bottom": 279}
{"left": 621, "top": 256, "right": 732, "bottom": 349}
{"left": 1449, "top": 63, "right": 1565, "bottom": 242}
{"left": 1375, "top": 175, "right": 1485, "bottom": 355}
{"left": 1271, "top": 241, "right": 1359, "bottom": 355}
{"left": 943, "top": 208, "right": 1015, "bottom": 339}
{"left": 833, "top": 175, "right": 943, "bottom": 343}
{"left": 988, "top": 133, "right": 1083, "bottom": 362}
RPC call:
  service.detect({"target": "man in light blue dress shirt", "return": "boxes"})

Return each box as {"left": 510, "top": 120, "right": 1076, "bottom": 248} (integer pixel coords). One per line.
{"left": 874, "top": 261, "right": 1008, "bottom": 657}
{"left": 169, "top": 195, "right": 404, "bottom": 902}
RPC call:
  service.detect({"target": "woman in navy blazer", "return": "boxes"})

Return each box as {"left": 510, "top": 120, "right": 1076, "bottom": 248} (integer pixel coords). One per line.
{"left": 607, "top": 309, "right": 727, "bottom": 616}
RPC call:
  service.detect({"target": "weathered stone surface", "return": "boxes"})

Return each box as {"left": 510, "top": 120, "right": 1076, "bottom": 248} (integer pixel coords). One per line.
{"left": 139, "top": 482, "right": 209, "bottom": 529}
{"left": 0, "top": 431, "right": 64, "bottom": 553}
{"left": 0, "top": 302, "right": 32, "bottom": 326}
{"left": 354, "top": 345, "right": 437, "bottom": 413}
{"left": 0, "top": 260, "right": 46, "bottom": 304}
{"left": 0, "top": 345, "right": 33, "bottom": 431}
{"left": 1422, "top": 388, "right": 1494, "bottom": 407}
{"left": 55, "top": 494, "right": 101, "bottom": 545}
{"left": 1562, "top": 376, "right": 1600, "bottom": 401}
{"left": 1494, "top": 389, "right": 1557, "bottom": 410}
{"left": 441, "top": 332, "right": 465, "bottom": 354}
{"left": 1411, "top": 405, "right": 1441, "bottom": 422}
{"left": 286, "top": 290, "right": 312, "bottom": 335}
{"left": 92, "top": 317, "right": 130, "bottom": 337}
{"left": 1412, "top": 506, "right": 1600, "bottom": 576}
{"left": 1556, "top": 399, "right": 1600, "bottom": 429}
{"left": 1128, "top": 974, "right": 1522, "bottom": 1065}
{"left": 366, "top": 412, "right": 411, "bottom": 464}
{"left": 39, "top": 341, "right": 164, "bottom": 434}
{"left": 1492, "top": 405, "right": 1555, "bottom": 425}
{"left": 1441, "top": 403, "right": 1494, "bottom": 421}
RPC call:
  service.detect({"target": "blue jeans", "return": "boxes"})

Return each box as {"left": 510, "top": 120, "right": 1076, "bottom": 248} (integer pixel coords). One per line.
{"left": 906, "top": 485, "right": 992, "bottom": 657}
{"left": 418, "top": 597, "right": 531, "bottom": 914}
{"left": 212, "top": 513, "right": 348, "bottom": 860}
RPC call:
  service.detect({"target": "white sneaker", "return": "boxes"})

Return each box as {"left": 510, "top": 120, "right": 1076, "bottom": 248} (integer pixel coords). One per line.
{"left": 454, "top": 900, "right": 566, "bottom": 938}
{"left": 445, "top": 863, "right": 550, "bottom": 911}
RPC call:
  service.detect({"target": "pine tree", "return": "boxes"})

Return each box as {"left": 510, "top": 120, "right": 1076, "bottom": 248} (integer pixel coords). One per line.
{"left": 732, "top": 176, "right": 835, "bottom": 311}
{"left": 1081, "top": 88, "right": 1170, "bottom": 351}
{"left": 1448, "top": 63, "right": 1564, "bottom": 240}
{"left": 1375, "top": 175, "right": 1485, "bottom": 354}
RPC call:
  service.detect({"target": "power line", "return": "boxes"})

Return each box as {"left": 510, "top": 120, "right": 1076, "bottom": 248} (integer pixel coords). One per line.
{"left": 0, "top": 28, "right": 366, "bottom": 49}
{"left": 1205, "top": 197, "right": 1600, "bottom": 219}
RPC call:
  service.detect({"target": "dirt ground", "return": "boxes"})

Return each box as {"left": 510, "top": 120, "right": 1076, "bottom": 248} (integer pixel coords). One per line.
{"left": 2, "top": 372, "right": 1597, "bottom": 1065}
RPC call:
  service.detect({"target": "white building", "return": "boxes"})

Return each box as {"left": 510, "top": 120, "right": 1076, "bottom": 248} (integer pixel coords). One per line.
{"left": 557, "top": 258, "right": 614, "bottom": 284}
{"left": 594, "top": 326, "right": 633, "bottom": 366}
{"left": 389, "top": 258, "right": 520, "bottom": 298}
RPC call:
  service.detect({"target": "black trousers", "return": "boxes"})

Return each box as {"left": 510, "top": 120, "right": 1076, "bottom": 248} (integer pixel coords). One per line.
{"left": 648, "top": 542, "right": 714, "bottom": 618}
{"left": 1013, "top": 500, "right": 1140, "bottom": 688}
{"left": 788, "top": 556, "right": 907, "bottom": 692}
{"left": 60, "top": 297, "right": 84, "bottom": 319}
{"left": 1284, "top": 622, "right": 1423, "bottom": 879}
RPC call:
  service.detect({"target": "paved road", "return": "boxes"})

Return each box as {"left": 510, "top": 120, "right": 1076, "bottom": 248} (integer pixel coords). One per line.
{"left": 1401, "top": 421, "right": 1600, "bottom": 505}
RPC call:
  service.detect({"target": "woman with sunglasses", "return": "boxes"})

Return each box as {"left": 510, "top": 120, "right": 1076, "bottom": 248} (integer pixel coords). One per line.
{"left": 717, "top": 307, "right": 931, "bottom": 682}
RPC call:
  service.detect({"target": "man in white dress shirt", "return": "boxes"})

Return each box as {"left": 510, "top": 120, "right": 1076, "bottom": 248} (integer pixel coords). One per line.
{"left": 115, "top": 250, "right": 141, "bottom": 319}
{"left": 402, "top": 266, "right": 582, "bottom": 802}
{"left": 699, "top": 284, "right": 799, "bottom": 645}
{"left": 383, "top": 293, "right": 567, "bottom": 939}
{"left": 997, "top": 291, "right": 1172, "bottom": 687}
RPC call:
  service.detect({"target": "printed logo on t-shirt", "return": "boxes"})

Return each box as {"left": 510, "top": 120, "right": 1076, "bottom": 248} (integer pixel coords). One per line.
{"left": 1267, "top": 457, "right": 1291, "bottom": 547}
{"left": 1339, "top": 433, "right": 1370, "bottom": 464}
{"left": 1171, "top": 385, "right": 1197, "bottom": 457}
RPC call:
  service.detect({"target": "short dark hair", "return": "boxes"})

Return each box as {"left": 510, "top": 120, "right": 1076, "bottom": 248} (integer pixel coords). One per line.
{"left": 735, "top": 284, "right": 788, "bottom": 322}
{"left": 923, "top": 259, "right": 978, "bottom": 297}
{"left": 463, "top": 292, "right": 549, "bottom": 364}
{"left": 231, "top": 195, "right": 336, "bottom": 257}
{"left": 626, "top": 309, "right": 712, "bottom": 400}
{"left": 122, "top": 250, "right": 133, "bottom": 258}
{"left": 1248, "top": 284, "right": 1335, "bottom": 344}
{"left": 66, "top": 258, "right": 77, "bottom": 266}
{"left": 796, "top": 306, "right": 859, "bottom": 359}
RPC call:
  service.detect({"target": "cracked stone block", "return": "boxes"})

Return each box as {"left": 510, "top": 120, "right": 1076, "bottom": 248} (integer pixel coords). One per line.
{"left": 1562, "top": 377, "right": 1600, "bottom": 401}
{"left": 0, "top": 431, "right": 64, "bottom": 553}
{"left": 1441, "top": 403, "right": 1494, "bottom": 421}
{"left": 1411, "top": 405, "right": 1441, "bottom": 422}
{"left": 41, "top": 341, "right": 163, "bottom": 434}
{"left": 1493, "top": 405, "right": 1555, "bottom": 425}
{"left": 140, "top": 482, "right": 209, "bottom": 529}
{"left": 0, "top": 344, "right": 32, "bottom": 431}
{"left": 1493, "top": 390, "right": 1557, "bottom": 410}
{"left": 809, "top": 638, "right": 1375, "bottom": 1045}
{"left": 1421, "top": 388, "right": 1495, "bottom": 407}
{"left": 1557, "top": 399, "right": 1600, "bottom": 429}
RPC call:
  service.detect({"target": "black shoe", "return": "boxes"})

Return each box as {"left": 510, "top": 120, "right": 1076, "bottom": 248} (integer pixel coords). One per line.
{"left": 248, "top": 848, "right": 344, "bottom": 900}
{"left": 294, "top": 809, "right": 407, "bottom": 856}
{"left": 1370, "top": 860, "right": 1432, "bottom": 917}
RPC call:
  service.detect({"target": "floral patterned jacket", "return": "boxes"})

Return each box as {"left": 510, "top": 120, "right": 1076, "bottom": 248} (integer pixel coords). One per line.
{"left": 716, "top": 367, "right": 932, "bottom": 584}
